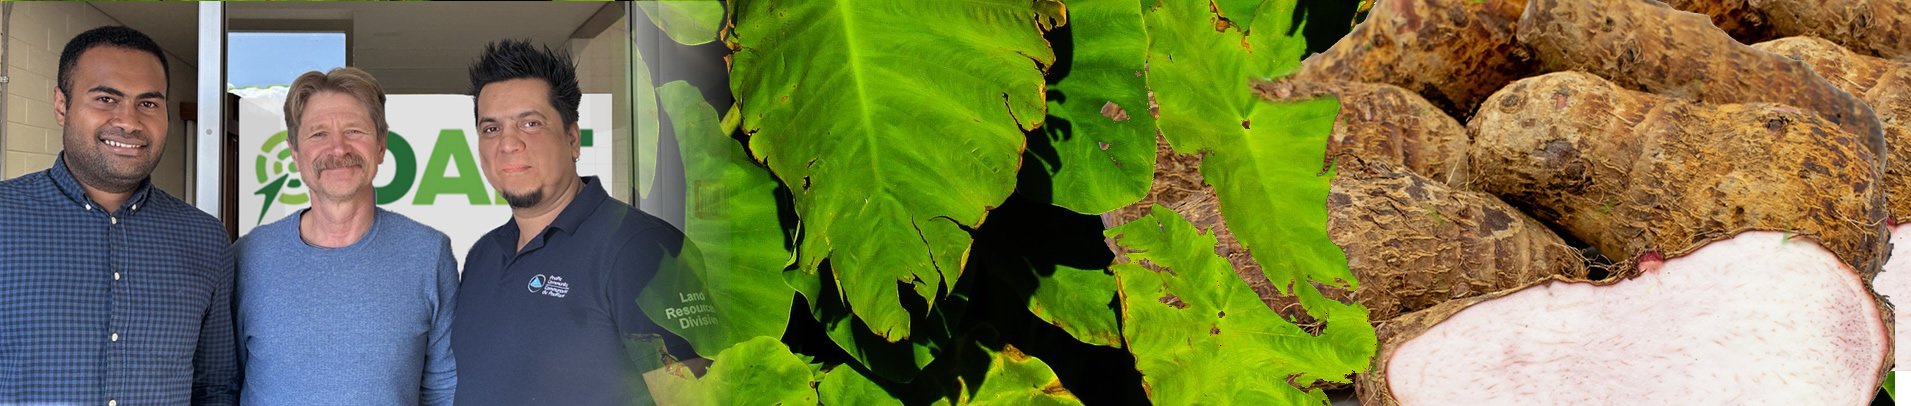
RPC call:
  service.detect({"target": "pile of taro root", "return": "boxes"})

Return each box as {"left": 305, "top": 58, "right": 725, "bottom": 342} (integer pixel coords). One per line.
{"left": 1107, "top": 0, "right": 1911, "bottom": 403}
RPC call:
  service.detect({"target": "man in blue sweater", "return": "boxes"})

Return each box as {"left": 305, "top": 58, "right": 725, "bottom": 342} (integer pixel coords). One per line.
{"left": 233, "top": 67, "right": 458, "bottom": 404}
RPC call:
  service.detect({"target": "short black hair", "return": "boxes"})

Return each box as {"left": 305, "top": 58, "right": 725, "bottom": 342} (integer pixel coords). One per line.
{"left": 468, "top": 39, "right": 581, "bottom": 131}
{"left": 58, "top": 25, "right": 170, "bottom": 99}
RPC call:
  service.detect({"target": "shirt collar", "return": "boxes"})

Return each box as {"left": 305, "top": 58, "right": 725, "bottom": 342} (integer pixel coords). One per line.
{"left": 493, "top": 176, "right": 610, "bottom": 254}
{"left": 548, "top": 176, "right": 608, "bottom": 235}
{"left": 48, "top": 153, "right": 154, "bottom": 212}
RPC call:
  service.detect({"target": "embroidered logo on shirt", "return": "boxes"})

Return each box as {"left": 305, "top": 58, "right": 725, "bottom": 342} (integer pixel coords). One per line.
{"left": 528, "top": 274, "right": 570, "bottom": 298}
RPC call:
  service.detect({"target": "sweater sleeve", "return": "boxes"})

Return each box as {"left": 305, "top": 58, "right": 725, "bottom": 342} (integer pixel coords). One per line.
{"left": 419, "top": 235, "right": 460, "bottom": 406}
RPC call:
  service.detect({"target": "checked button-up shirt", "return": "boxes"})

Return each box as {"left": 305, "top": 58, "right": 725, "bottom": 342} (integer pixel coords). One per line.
{"left": 0, "top": 155, "right": 239, "bottom": 405}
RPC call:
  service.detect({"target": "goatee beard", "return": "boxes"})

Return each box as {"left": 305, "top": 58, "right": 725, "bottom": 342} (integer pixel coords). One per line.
{"left": 502, "top": 189, "right": 543, "bottom": 209}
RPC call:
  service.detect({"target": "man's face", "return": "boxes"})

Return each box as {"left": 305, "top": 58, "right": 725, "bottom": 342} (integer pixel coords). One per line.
{"left": 475, "top": 78, "right": 579, "bottom": 209}
{"left": 291, "top": 91, "right": 385, "bottom": 204}
{"left": 53, "top": 46, "right": 168, "bottom": 194}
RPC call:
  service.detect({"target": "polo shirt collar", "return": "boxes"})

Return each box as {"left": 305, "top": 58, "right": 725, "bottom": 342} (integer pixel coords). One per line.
{"left": 48, "top": 153, "right": 154, "bottom": 212}
{"left": 548, "top": 176, "right": 609, "bottom": 235}
{"left": 496, "top": 176, "right": 609, "bottom": 255}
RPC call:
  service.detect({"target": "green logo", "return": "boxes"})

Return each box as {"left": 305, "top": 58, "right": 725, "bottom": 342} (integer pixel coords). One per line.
{"left": 251, "top": 129, "right": 600, "bottom": 227}
{"left": 251, "top": 130, "right": 419, "bottom": 225}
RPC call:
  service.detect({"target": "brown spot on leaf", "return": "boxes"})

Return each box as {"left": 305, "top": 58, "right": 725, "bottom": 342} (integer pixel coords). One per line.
{"left": 1159, "top": 294, "right": 1190, "bottom": 309}
{"left": 1098, "top": 142, "right": 1111, "bottom": 150}
{"left": 1210, "top": 326, "right": 1220, "bottom": 335}
{"left": 1101, "top": 101, "right": 1131, "bottom": 122}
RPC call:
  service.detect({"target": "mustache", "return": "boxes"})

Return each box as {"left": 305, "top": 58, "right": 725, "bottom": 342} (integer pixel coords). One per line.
{"left": 311, "top": 153, "right": 367, "bottom": 172}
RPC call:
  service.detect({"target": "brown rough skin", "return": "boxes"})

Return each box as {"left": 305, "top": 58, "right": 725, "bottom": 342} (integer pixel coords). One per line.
{"left": 1517, "top": 0, "right": 1889, "bottom": 170}
{"left": 1754, "top": 36, "right": 1911, "bottom": 220}
{"left": 1291, "top": 0, "right": 1534, "bottom": 121}
{"left": 1664, "top": 0, "right": 1911, "bottom": 61}
{"left": 1466, "top": 71, "right": 1889, "bottom": 280}
{"left": 1324, "top": 157, "right": 1588, "bottom": 322}
{"left": 1105, "top": 149, "right": 1589, "bottom": 324}
{"left": 1254, "top": 79, "right": 1473, "bottom": 186}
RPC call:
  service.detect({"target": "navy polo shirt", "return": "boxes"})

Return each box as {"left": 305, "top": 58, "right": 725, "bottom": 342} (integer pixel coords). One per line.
{"left": 452, "top": 176, "right": 695, "bottom": 405}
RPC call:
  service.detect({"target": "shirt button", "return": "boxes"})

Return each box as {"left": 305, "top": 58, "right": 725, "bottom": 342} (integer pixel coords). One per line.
{"left": 110, "top": 333, "right": 118, "bottom": 342}
{"left": 110, "top": 217, "right": 117, "bottom": 225}
{"left": 113, "top": 272, "right": 121, "bottom": 281}
{"left": 108, "top": 400, "right": 116, "bottom": 406}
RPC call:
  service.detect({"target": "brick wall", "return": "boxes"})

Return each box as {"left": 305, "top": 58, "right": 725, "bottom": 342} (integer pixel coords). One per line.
{"left": 3, "top": 2, "right": 197, "bottom": 202}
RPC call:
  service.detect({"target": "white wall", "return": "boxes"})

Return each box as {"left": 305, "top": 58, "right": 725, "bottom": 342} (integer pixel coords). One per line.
{"left": 571, "top": 14, "right": 631, "bottom": 205}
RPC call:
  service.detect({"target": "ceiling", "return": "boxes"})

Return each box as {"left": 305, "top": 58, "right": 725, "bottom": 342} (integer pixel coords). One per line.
{"left": 88, "top": 2, "right": 198, "bottom": 68}
{"left": 92, "top": 2, "right": 619, "bottom": 94}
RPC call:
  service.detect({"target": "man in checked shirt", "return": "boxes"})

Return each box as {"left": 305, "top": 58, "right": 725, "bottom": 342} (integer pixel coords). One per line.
{"left": 0, "top": 26, "right": 238, "bottom": 404}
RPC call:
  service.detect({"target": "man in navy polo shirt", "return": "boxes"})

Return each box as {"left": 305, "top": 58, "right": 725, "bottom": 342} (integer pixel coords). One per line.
{"left": 452, "top": 39, "right": 699, "bottom": 405}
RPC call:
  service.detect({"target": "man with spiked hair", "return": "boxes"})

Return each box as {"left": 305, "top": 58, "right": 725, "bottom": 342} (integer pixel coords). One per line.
{"left": 453, "top": 39, "right": 702, "bottom": 405}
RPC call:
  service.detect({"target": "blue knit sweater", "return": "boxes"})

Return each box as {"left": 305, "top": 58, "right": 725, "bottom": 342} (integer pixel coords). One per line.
{"left": 234, "top": 208, "right": 458, "bottom": 405}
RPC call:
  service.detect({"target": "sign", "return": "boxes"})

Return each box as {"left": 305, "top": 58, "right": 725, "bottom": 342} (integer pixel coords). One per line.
{"left": 238, "top": 94, "right": 617, "bottom": 265}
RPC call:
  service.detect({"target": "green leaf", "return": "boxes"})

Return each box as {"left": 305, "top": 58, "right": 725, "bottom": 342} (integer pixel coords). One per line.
{"left": 961, "top": 342, "right": 1084, "bottom": 405}
{"left": 1145, "top": 0, "right": 1308, "bottom": 154}
{"left": 972, "top": 197, "right": 1122, "bottom": 348}
{"left": 1019, "top": 264, "right": 1120, "bottom": 348}
{"left": 653, "top": 80, "right": 796, "bottom": 353}
{"left": 1106, "top": 204, "right": 1375, "bottom": 404}
{"left": 1201, "top": 98, "right": 1371, "bottom": 324}
{"left": 1143, "top": 0, "right": 1367, "bottom": 337}
{"left": 645, "top": 336, "right": 822, "bottom": 405}
{"left": 1035, "top": 0, "right": 1156, "bottom": 215}
{"left": 728, "top": 0, "right": 1057, "bottom": 341}
{"left": 816, "top": 332, "right": 1085, "bottom": 406}
{"left": 819, "top": 367, "right": 904, "bottom": 406}
{"left": 1887, "top": 372, "right": 1896, "bottom": 400}
{"left": 638, "top": 0, "right": 727, "bottom": 46}
{"left": 634, "top": 36, "right": 661, "bottom": 199}
{"left": 789, "top": 260, "right": 953, "bottom": 382}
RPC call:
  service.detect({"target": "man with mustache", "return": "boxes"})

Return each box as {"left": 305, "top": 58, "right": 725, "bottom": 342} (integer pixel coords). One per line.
{"left": 452, "top": 40, "right": 704, "bottom": 405}
{"left": 0, "top": 26, "right": 237, "bottom": 404}
{"left": 232, "top": 67, "right": 457, "bottom": 404}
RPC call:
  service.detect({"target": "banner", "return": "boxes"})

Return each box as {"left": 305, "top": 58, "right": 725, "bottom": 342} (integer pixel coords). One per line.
{"left": 238, "top": 94, "right": 617, "bottom": 265}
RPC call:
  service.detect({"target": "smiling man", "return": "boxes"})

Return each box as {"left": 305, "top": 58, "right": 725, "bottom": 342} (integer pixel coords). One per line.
{"left": 0, "top": 26, "right": 238, "bottom": 404}
{"left": 452, "top": 39, "right": 701, "bottom": 405}
{"left": 232, "top": 67, "right": 458, "bottom": 405}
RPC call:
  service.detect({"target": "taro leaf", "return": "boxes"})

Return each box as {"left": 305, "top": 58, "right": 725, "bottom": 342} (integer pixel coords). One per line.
{"left": 1107, "top": 204, "right": 1375, "bottom": 404}
{"left": 1887, "top": 372, "right": 1896, "bottom": 401}
{"left": 818, "top": 366, "right": 903, "bottom": 406}
{"left": 1036, "top": 0, "right": 1155, "bottom": 215}
{"left": 728, "top": 0, "right": 1059, "bottom": 341}
{"left": 1144, "top": 0, "right": 1368, "bottom": 332}
{"left": 959, "top": 342, "right": 1084, "bottom": 405}
{"left": 1016, "top": 263, "right": 1119, "bottom": 348}
{"left": 973, "top": 195, "right": 1122, "bottom": 348}
{"left": 644, "top": 336, "right": 821, "bottom": 405}
{"left": 788, "top": 260, "right": 954, "bottom": 382}
{"left": 649, "top": 80, "right": 795, "bottom": 353}
{"left": 1145, "top": 0, "right": 1308, "bottom": 155}
{"left": 637, "top": 0, "right": 726, "bottom": 46}
{"left": 634, "top": 34, "right": 660, "bottom": 199}
{"left": 817, "top": 332, "right": 1085, "bottom": 406}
